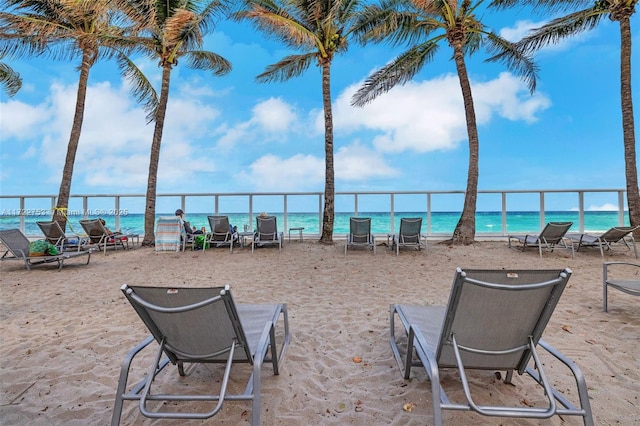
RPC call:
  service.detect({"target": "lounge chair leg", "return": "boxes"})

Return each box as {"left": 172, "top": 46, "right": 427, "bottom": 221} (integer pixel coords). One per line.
{"left": 602, "top": 264, "right": 608, "bottom": 312}
{"left": 504, "top": 369, "right": 513, "bottom": 384}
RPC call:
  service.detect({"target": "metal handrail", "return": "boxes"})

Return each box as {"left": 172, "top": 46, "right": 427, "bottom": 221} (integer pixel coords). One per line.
{"left": 0, "top": 188, "right": 628, "bottom": 237}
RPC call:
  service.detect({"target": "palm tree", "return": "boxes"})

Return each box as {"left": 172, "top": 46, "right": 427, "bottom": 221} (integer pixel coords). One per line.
{"left": 0, "top": 61, "right": 22, "bottom": 96}
{"left": 350, "top": 0, "right": 537, "bottom": 244}
{"left": 119, "top": 0, "right": 232, "bottom": 246}
{"left": 0, "top": 0, "right": 143, "bottom": 230}
{"left": 236, "top": 0, "right": 363, "bottom": 244}
{"left": 491, "top": 0, "right": 639, "bottom": 238}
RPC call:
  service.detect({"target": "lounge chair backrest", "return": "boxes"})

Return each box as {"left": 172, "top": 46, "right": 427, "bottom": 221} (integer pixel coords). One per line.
{"left": 539, "top": 222, "right": 573, "bottom": 244}
{"left": 121, "top": 285, "right": 252, "bottom": 364}
{"left": 350, "top": 217, "right": 372, "bottom": 244}
{"left": 0, "top": 229, "right": 30, "bottom": 259}
{"left": 256, "top": 216, "right": 278, "bottom": 241}
{"left": 79, "top": 219, "right": 108, "bottom": 243}
{"left": 398, "top": 218, "right": 422, "bottom": 244}
{"left": 436, "top": 268, "right": 571, "bottom": 373}
{"left": 208, "top": 216, "right": 231, "bottom": 241}
{"left": 37, "top": 220, "right": 66, "bottom": 246}
{"left": 600, "top": 226, "right": 638, "bottom": 243}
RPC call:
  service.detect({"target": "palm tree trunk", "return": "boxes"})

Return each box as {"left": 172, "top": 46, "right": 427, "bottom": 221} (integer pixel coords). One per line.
{"left": 619, "top": 16, "right": 640, "bottom": 237}
{"left": 52, "top": 49, "right": 92, "bottom": 232}
{"left": 320, "top": 62, "right": 335, "bottom": 243}
{"left": 450, "top": 45, "right": 478, "bottom": 245}
{"left": 142, "top": 64, "right": 172, "bottom": 246}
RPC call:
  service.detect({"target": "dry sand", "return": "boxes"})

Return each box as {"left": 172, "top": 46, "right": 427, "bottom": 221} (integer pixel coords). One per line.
{"left": 1, "top": 239, "right": 639, "bottom": 425}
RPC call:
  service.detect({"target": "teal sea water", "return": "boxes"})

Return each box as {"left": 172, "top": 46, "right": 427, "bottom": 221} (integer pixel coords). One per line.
{"left": 1, "top": 211, "right": 628, "bottom": 237}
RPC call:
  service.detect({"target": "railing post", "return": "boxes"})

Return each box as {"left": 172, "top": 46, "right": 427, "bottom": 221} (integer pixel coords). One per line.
{"left": 354, "top": 194, "right": 358, "bottom": 217}
{"left": 318, "top": 194, "right": 322, "bottom": 237}
{"left": 426, "top": 193, "right": 432, "bottom": 237}
{"left": 501, "top": 192, "right": 507, "bottom": 236}
{"left": 115, "top": 196, "right": 121, "bottom": 231}
{"left": 578, "top": 192, "right": 585, "bottom": 233}
{"left": 618, "top": 191, "right": 625, "bottom": 226}
{"left": 20, "top": 197, "right": 25, "bottom": 233}
{"left": 539, "top": 192, "right": 545, "bottom": 230}
{"left": 284, "top": 194, "right": 288, "bottom": 232}
{"left": 248, "top": 195, "right": 253, "bottom": 231}
{"left": 390, "top": 194, "right": 395, "bottom": 235}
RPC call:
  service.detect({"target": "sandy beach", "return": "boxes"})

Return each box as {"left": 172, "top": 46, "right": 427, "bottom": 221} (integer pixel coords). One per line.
{"left": 1, "top": 238, "right": 638, "bottom": 425}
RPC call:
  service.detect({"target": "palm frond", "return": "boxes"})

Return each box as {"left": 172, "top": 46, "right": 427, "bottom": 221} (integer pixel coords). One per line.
{"left": 0, "top": 60, "right": 21, "bottom": 97}
{"left": 489, "top": 0, "right": 591, "bottom": 13}
{"left": 517, "top": 8, "right": 606, "bottom": 53}
{"left": 197, "top": 0, "right": 233, "bottom": 34}
{"left": 184, "top": 50, "right": 231, "bottom": 75}
{"left": 352, "top": 2, "right": 439, "bottom": 46}
{"left": 484, "top": 32, "right": 538, "bottom": 93}
{"left": 116, "top": 52, "right": 159, "bottom": 123}
{"left": 352, "top": 40, "right": 441, "bottom": 107}
{"left": 237, "top": 4, "right": 318, "bottom": 50}
{"left": 256, "top": 52, "right": 316, "bottom": 83}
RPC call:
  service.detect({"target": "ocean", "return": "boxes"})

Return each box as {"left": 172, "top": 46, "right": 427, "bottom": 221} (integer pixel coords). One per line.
{"left": 0, "top": 211, "right": 628, "bottom": 238}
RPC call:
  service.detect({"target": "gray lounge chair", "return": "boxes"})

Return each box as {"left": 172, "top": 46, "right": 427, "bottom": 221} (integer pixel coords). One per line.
{"left": 0, "top": 228, "right": 92, "bottom": 271}
{"left": 508, "top": 221, "right": 574, "bottom": 257}
{"left": 205, "top": 215, "right": 238, "bottom": 253}
{"left": 602, "top": 261, "right": 640, "bottom": 312}
{"left": 391, "top": 217, "right": 426, "bottom": 256}
{"left": 79, "top": 218, "right": 127, "bottom": 254}
{"left": 37, "top": 220, "right": 86, "bottom": 252}
{"left": 390, "top": 268, "right": 593, "bottom": 425}
{"left": 567, "top": 226, "right": 638, "bottom": 258}
{"left": 112, "top": 284, "right": 290, "bottom": 425}
{"left": 345, "top": 217, "right": 375, "bottom": 255}
{"left": 252, "top": 215, "right": 283, "bottom": 253}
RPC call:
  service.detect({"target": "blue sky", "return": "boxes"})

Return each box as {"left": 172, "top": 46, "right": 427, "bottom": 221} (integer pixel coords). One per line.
{"left": 0, "top": 4, "right": 637, "bottom": 214}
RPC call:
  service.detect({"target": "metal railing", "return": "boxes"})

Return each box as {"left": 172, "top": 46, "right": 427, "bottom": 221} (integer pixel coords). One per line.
{"left": 0, "top": 188, "right": 628, "bottom": 237}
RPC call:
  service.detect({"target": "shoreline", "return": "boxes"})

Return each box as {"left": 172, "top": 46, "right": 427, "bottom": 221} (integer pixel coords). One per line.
{"left": 1, "top": 240, "right": 638, "bottom": 425}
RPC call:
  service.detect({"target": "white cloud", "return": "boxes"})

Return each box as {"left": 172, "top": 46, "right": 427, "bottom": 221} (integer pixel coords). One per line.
{"left": 335, "top": 142, "right": 399, "bottom": 181}
{"left": 216, "top": 97, "right": 298, "bottom": 149}
{"left": 0, "top": 98, "right": 53, "bottom": 139}
{"left": 18, "top": 77, "right": 225, "bottom": 191}
{"left": 569, "top": 203, "right": 626, "bottom": 212}
{"left": 239, "top": 154, "right": 325, "bottom": 191}
{"left": 325, "top": 72, "right": 550, "bottom": 154}
{"left": 236, "top": 141, "right": 398, "bottom": 191}
{"left": 588, "top": 203, "right": 622, "bottom": 211}
{"left": 251, "top": 97, "right": 297, "bottom": 133}
{"left": 472, "top": 72, "right": 551, "bottom": 123}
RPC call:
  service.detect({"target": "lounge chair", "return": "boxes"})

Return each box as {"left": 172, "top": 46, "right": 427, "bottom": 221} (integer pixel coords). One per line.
{"left": 37, "top": 220, "right": 86, "bottom": 252}
{"left": 0, "top": 228, "right": 93, "bottom": 271}
{"left": 154, "top": 216, "right": 189, "bottom": 252}
{"left": 602, "top": 261, "right": 640, "bottom": 312}
{"left": 508, "top": 221, "right": 574, "bottom": 257}
{"left": 389, "top": 268, "right": 593, "bottom": 425}
{"left": 112, "top": 284, "right": 290, "bottom": 425}
{"left": 391, "top": 217, "right": 426, "bottom": 256}
{"left": 79, "top": 219, "right": 127, "bottom": 255}
{"left": 205, "top": 215, "right": 238, "bottom": 253}
{"left": 345, "top": 217, "right": 375, "bottom": 255}
{"left": 567, "top": 226, "right": 638, "bottom": 258}
{"left": 252, "top": 215, "right": 283, "bottom": 253}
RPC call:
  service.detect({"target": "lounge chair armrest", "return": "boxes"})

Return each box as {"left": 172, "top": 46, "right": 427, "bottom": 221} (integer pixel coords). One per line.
{"left": 531, "top": 340, "right": 593, "bottom": 423}
{"left": 450, "top": 334, "right": 558, "bottom": 419}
